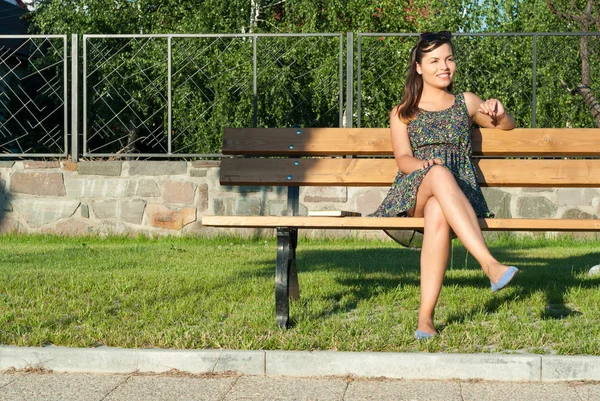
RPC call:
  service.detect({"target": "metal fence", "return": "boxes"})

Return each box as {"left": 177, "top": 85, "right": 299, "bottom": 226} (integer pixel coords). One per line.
{"left": 0, "top": 35, "right": 68, "bottom": 157}
{"left": 0, "top": 32, "right": 599, "bottom": 159}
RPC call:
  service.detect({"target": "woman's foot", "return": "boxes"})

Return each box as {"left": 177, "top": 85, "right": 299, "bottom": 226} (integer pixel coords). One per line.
{"left": 416, "top": 319, "right": 437, "bottom": 337}
{"left": 490, "top": 266, "right": 519, "bottom": 293}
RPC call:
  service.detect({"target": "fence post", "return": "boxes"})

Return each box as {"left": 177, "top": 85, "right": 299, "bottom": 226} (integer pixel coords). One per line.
{"left": 531, "top": 34, "right": 537, "bottom": 128}
{"left": 71, "top": 34, "right": 78, "bottom": 162}
{"left": 346, "top": 32, "right": 353, "bottom": 129}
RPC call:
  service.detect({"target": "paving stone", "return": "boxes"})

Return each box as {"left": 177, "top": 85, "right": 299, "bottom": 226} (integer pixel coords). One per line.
{"left": 11, "top": 199, "right": 81, "bottom": 227}
{"left": 0, "top": 373, "right": 126, "bottom": 401}
{"left": 77, "top": 161, "right": 122, "bottom": 176}
{"left": 92, "top": 199, "right": 146, "bottom": 225}
{"left": 224, "top": 376, "right": 347, "bottom": 401}
{"left": 104, "top": 376, "right": 237, "bottom": 401}
{"left": 345, "top": 379, "right": 462, "bottom": 401}
{"left": 163, "top": 180, "right": 196, "bottom": 204}
{"left": 128, "top": 161, "right": 187, "bottom": 176}
{"left": 574, "top": 383, "right": 600, "bottom": 401}
{"left": 461, "top": 381, "right": 581, "bottom": 401}
{"left": 10, "top": 172, "right": 66, "bottom": 196}
{"left": 145, "top": 204, "right": 196, "bottom": 230}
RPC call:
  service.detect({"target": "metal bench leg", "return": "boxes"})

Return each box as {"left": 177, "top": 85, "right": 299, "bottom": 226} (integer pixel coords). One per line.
{"left": 289, "top": 228, "right": 299, "bottom": 300}
{"left": 276, "top": 227, "right": 298, "bottom": 328}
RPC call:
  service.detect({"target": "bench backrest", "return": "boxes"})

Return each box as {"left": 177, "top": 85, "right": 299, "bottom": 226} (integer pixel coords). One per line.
{"left": 220, "top": 128, "right": 600, "bottom": 187}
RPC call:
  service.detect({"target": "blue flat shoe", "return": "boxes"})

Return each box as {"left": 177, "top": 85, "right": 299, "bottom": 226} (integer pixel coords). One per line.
{"left": 415, "top": 330, "right": 436, "bottom": 340}
{"left": 491, "top": 266, "right": 519, "bottom": 293}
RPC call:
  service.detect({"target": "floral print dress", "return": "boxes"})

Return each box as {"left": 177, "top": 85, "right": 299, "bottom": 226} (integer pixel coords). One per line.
{"left": 370, "top": 92, "right": 492, "bottom": 218}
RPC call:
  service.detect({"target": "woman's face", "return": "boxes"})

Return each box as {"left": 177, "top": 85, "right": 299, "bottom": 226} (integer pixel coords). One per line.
{"left": 415, "top": 43, "right": 455, "bottom": 90}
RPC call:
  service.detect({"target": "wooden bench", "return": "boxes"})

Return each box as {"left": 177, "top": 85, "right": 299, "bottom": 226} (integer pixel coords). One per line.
{"left": 202, "top": 127, "right": 600, "bottom": 327}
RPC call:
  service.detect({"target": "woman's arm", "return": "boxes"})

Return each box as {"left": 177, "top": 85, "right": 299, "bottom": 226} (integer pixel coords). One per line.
{"left": 464, "top": 92, "right": 516, "bottom": 130}
{"left": 390, "top": 107, "right": 441, "bottom": 173}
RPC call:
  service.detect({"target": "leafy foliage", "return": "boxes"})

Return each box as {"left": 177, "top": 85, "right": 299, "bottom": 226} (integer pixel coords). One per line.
{"left": 20, "top": 0, "right": 600, "bottom": 156}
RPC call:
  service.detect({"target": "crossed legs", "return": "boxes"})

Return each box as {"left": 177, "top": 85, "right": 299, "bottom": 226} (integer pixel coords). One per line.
{"left": 409, "top": 166, "right": 512, "bottom": 335}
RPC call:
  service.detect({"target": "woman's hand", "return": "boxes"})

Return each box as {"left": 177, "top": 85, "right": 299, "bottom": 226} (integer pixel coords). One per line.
{"left": 421, "top": 158, "right": 443, "bottom": 169}
{"left": 478, "top": 98, "right": 506, "bottom": 125}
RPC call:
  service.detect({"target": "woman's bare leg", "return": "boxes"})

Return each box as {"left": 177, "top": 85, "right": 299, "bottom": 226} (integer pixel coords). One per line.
{"left": 410, "top": 166, "right": 509, "bottom": 283}
{"left": 417, "top": 197, "right": 451, "bottom": 335}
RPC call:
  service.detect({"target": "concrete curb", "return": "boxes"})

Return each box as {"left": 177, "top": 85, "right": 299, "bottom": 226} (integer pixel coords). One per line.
{"left": 0, "top": 346, "right": 599, "bottom": 382}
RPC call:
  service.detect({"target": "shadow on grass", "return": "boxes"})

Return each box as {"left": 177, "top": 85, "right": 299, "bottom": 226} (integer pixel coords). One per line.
{"left": 247, "top": 242, "right": 600, "bottom": 325}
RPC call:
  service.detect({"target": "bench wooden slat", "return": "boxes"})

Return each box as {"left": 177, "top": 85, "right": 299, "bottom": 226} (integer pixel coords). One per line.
{"left": 223, "top": 128, "right": 600, "bottom": 156}
{"left": 220, "top": 158, "right": 600, "bottom": 187}
{"left": 201, "top": 216, "right": 600, "bottom": 231}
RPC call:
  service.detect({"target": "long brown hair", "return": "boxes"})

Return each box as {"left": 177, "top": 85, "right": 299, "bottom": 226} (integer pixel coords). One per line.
{"left": 396, "top": 31, "right": 454, "bottom": 124}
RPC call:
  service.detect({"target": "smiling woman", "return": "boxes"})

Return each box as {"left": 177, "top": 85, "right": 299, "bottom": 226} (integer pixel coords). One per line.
{"left": 369, "top": 31, "right": 518, "bottom": 340}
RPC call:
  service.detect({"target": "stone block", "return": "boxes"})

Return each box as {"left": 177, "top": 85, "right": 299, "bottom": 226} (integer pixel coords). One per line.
{"left": 304, "top": 186, "right": 347, "bottom": 202}
{"left": 92, "top": 199, "right": 146, "bottom": 225}
{"left": 23, "top": 161, "right": 60, "bottom": 169}
{"left": 197, "top": 184, "right": 208, "bottom": 212}
{"left": 213, "top": 198, "right": 234, "bottom": 215}
{"left": 517, "top": 196, "right": 558, "bottom": 218}
{"left": 66, "top": 179, "right": 129, "bottom": 198}
{"left": 483, "top": 188, "right": 512, "bottom": 218}
{"left": 145, "top": 204, "right": 196, "bottom": 230}
{"left": 191, "top": 161, "right": 220, "bottom": 168}
{"left": 562, "top": 208, "right": 595, "bottom": 219}
{"left": 128, "top": 161, "right": 187, "bottom": 176}
{"left": 10, "top": 172, "right": 66, "bottom": 196}
{"left": 0, "top": 162, "right": 15, "bottom": 168}
{"left": 557, "top": 188, "right": 597, "bottom": 206}
{"left": 41, "top": 220, "right": 90, "bottom": 236}
{"left": 0, "top": 217, "right": 19, "bottom": 233}
{"left": 11, "top": 199, "right": 80, "bottom": 227}
{"left": 522, "top": 187, "right": 551, "bottom": 193}
{"left": 221, "top": 186, "right": 268, "bottom": 193}
{"left": 126, "top": 179, "right": 160, "bottom": 197}
{"left": 61, "top": 160, "right": 78, "bottom": 171}
{"left": 77, "top": 161, "right": 122, "bottom": 176}
{"left": 268, "top": 201, "right": 307, "bottom": 216}
{"left": 235, "top": 198, "right": 262, "bottom": 216}
{"left": 163, "top": 180, "right": 196, "bottom": 204}
{"left": 80, "top": 203, "right": 89, "bottom": 218}
{"left": 190, "top": 169, "right": 208, "bottom": 178}
{"left": 354, "top": 189, "right": 384, "bottom": 216}
{"left": 542, "top": 355, "right": 600, "bottom": 381}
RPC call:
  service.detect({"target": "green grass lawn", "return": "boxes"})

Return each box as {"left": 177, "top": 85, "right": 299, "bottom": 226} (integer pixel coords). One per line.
{"left": 0, "top": 234, "right": 599, "bottom": 355}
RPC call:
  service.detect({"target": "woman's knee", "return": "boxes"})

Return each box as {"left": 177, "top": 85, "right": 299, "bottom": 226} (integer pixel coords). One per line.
{"left": 427, "top": 165, "right": 454, "bottom": 181}
{"left": 424, "top": 197, "right": 450, "bottom": 230}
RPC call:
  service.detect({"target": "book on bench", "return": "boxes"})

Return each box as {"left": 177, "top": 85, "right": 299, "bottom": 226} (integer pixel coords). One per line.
{"left": 307, "top": 210, "right": 362, "bottom": 217}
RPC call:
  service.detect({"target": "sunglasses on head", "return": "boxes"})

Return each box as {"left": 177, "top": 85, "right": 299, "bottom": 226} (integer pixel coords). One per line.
{"left": 419, "top": 31, "right": 452, "bottom": 42}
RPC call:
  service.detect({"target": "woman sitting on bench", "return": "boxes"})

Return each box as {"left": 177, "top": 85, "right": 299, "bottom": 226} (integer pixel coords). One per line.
{"left": 370, "top": 31, "right": 519, "bottom": 340}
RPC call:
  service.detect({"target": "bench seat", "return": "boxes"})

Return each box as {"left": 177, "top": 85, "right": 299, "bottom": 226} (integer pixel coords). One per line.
{"left": 202, "top": 127, "right": 600, "bottom": 327}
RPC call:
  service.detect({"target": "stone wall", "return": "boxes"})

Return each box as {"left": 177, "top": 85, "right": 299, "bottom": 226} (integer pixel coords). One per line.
{"left": 0, "top": 160, "right": 598, "bottom": 238}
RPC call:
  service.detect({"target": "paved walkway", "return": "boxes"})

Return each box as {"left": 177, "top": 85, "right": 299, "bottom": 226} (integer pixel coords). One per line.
{"left": 1, "top": 371, "right": 599, "bottom": 401}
